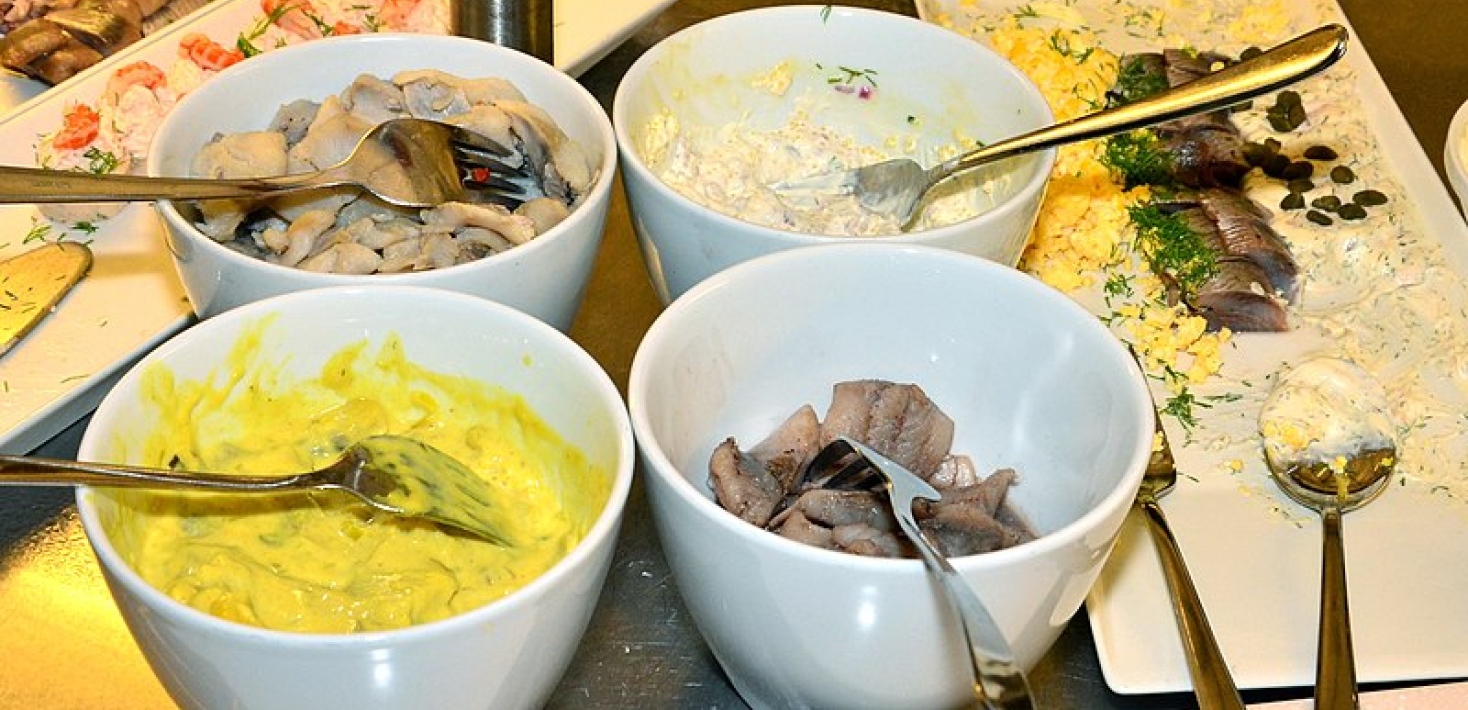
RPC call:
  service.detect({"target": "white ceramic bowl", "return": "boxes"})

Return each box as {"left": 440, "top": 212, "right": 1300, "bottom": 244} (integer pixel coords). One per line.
{"left": 628, "top": 243, "right": 1151, "bottom": 710}
{"left": 147, "top": 34, "right": 617, "bottom": 331}
{"left": 612, "top": 5, "right": 1055, "bottom": 303}
{"left": 1445, "top": 98, "right": 1468, "bottom": 220}
{"left": 76, "top": 285, "right": 635, "bottom": 710}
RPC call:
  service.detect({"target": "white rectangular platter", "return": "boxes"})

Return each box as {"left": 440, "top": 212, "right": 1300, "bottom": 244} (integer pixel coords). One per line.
{"left": 0, "top": 0, "right": 674, "bottom": 454}
{"left": 918, "top": 0, "right": 1468, "bottom": 695}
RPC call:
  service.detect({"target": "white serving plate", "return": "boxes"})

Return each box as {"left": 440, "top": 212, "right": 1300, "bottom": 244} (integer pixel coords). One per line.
{"left": 0, "top": 0, "right": 673, "bottom": 454}
{"left": 918, "top": 0, "right": 1468, "bottom": 696}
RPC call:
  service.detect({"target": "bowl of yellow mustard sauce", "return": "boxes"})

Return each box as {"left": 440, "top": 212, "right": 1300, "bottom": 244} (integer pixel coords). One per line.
{"left": 75, "top": 284, "right": 634, "bottom": 710}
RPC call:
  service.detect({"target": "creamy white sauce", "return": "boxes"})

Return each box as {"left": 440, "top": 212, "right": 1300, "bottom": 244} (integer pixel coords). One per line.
{"left": 1259, "top": 357, "right": 1396, "bottom": 468}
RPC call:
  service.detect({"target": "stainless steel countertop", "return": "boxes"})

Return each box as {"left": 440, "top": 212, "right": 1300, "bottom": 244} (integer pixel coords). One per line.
{"left": 4, "top": 0, "right": 1467, "bottom": 707}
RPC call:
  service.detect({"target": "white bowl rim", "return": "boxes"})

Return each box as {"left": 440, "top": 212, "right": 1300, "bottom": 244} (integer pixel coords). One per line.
{"left": 610, "top": 5, "right": 1058, "bottom": 243}
{"left": 1444, "top": 98, "right": 1468, "bottom": 195}
{"left": 75, "top": 283, "right": 636, "bottom": 646}
{"left": 627, "top": 242, "right": 1153, "bottom": 574}
{"left": 147, "top": 33, "right": 619, "bottom": 283}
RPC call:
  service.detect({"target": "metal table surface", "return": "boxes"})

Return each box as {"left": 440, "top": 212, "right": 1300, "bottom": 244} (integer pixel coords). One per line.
{"left": 3, "top": 0, "right": 1466, "bottom": 708}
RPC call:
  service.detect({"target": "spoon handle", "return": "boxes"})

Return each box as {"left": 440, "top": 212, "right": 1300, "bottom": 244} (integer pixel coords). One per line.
{"left": 0, "top": 454, "right": 301, "bottom": 490}
{"left": 1139, "top": 500, "right": 1246, "bottom": 710}
{"left": 0, "top": 164, "right": 337, "bottom": 203}
{"left": 1316, "top": 507, "right": 1360, "bottom": 710}
{"left": 937, "top": 23, "right": 1349, "bottom": 180}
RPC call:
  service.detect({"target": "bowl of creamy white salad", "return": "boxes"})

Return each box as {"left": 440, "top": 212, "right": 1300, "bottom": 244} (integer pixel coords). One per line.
{"left": 1445, "top": 97, "right": 1468, "bottom": 220}
{"left": 612, "top": 5, "right": 1056, "bottom": 303}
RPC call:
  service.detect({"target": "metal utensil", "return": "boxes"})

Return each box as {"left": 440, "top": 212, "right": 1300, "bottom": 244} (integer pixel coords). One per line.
{"left": 0, "top": 434, "right": 512, "bottom": 544}
{"left": 772, "top": 24, "right": 1349, "bottom": 230}
{"left": 1260, "top": 357, "right": 1397, "bottom": 710}
{"left": 0, "top": 117, "right": 533, "bottom": 208}
{"left": 831, "top": 436, "right": 1034, "bottom": 710}
{"left": 0, "top": 241, "right": 91, "bottom": 356}
{"left": 1136, "top": 408, "right": 1245, "bottom": 710}
{"left": 454, "top": 0, "right": 554, "bottom": 64}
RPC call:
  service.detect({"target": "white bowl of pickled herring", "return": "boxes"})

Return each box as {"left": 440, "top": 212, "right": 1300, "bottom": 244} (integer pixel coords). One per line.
{"left": 612, "top": 5, "right": 1056, "bottom": 304}
{"left": 147, "top": 33, "right": 617, "bottom": 330}
{"left": 628, "top": 243, "right": 1153, "bottom": 710}
{"left": 1445, "top": 98, "right": 1468, "bottom": 220}
{"left": 74, "top": 285, "right": 635, "bottom": 710}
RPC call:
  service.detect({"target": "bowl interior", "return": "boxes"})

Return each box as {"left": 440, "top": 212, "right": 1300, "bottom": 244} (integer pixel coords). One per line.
{"left": 631, "top": 244, "right": 1150, "bottom": 545}
{"left": 615, "top": 6, "right": 1054, "bottom": 219}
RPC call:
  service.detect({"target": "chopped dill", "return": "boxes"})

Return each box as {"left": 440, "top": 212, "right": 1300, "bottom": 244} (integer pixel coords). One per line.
{"left": 72, "top": 221, "right": 100, "bottom": 235}
{"left": 1162, "top": 388, "right": 1205, "bottom": 430}
{"left": 1109, "top": 55, "right": 1169, "bottom": 107}
{"left": 1101, "top": 130, "right": 1174, "bottom": 188}
{"left": 238, "top": 0, "right": 294, "bottom": 57}
{"left": 1129, "top": 203, "right": 1217, "bottom": 296}
{"left": 82, "top": 147, "right": 120, "bottom": 175}
{"left": 22, "top": 220, "right": 51, "bottom": 244}
{"left": 1103, "top": 270, "right": 1134, "bottom": 300}
{"left": 820, "top": 5, "right": 833, "bottom": 22}
{"left": 828, "top": 66, "right": 877, "bottom": 88}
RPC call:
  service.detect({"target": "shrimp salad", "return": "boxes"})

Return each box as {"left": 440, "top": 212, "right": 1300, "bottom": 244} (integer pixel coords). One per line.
{"left": 31, "top": 0, "right": 450, "bottom": 228}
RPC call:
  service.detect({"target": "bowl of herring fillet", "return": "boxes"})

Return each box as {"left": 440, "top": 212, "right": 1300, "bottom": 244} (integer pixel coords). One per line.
{"left": 147, "top": 33, "right": 616, "bottom": 330}
{"left": 628, "top": 243, "right": 1153, "bottom": 710}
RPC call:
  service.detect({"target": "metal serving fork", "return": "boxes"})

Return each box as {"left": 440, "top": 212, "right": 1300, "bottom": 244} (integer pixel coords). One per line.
{"left": 0, "top": 117, "right": 534, "bottom": 208}
{"left": 814, "top": 436, "right": 1034, "bottom": 710}
{"left": 771, "top": 24, "right": 1348, "bottom": 230}
{"left": 1136, "top": 402, "right": 1245, "bottom": 709}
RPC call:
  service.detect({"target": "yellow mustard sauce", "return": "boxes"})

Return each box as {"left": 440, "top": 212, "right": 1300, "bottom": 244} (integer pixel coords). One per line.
{"left": 102, "top": 320, "right": 611, "bottom": 634}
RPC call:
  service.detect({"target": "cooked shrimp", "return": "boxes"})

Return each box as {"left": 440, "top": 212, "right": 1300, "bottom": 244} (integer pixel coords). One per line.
{"left": 179, "top": 33, "right": 244, "bottom": 71}
{"left": 259, "top": 0, "right": 359, "bottom": 39}
{"left": 106, "top": 61, "right": 166, "bottom": 97}
{"left": 377, "top": 0, "right": 420, "bottom": 31}
{"left": 52, "top": 103, "right": 101, "bottom": 151}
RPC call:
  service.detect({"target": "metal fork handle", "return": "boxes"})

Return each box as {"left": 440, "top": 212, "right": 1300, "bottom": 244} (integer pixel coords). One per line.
{"left": 934, "top": 23, "right": 1349, "bottom": 183}
{"left": 1139, "top": 497, "right": 1246, "bottom": 710}
{"left": 899, "top": 514, "right": 1034, "bottom": 710}
{"left": 0, "top": 454, "right": 305, "bottom": 490}
{"left": 0, "top": 164, "right": 353, "bottom": 204}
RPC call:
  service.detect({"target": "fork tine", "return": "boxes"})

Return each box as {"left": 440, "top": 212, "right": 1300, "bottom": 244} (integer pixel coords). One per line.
{"left": 446, "top": 123, "right": 515, "bottom": 158}
{"left": 451, "top": 145, "right": 535, "bottom": 180}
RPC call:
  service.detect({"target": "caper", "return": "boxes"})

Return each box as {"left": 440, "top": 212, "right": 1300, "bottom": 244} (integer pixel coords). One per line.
{"left": 1330, "top": 165, "right": 1357, "bottom": 184}
{"left": 1280, "top": 161, "right": 1315, "bottom": 180}
{"left": 1306, "top": 209, "right": 1334, "bottom": 226}
{"left": 1339, "top": 203, "right": 1369, "bottom": 220}
{"left": 1303, "top": 145, "right": 1339, "bottom": 161}
{"left": 1311, "top": 195, "right": 1343, "bottom": 212}
{"left": 1287, "top": 178, "right": 1315, "bottom": 193}
{"left": 1354, "top": 189, "right": 1389, "bottom": 206}
{"left": 1281, "top": 192, "right": 1306, "bottom": 210}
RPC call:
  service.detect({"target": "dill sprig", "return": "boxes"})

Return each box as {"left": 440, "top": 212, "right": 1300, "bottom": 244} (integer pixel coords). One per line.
{"left": 1128, "top": 203, "right": 1218, "bottom": 296}
{"left": 1101, "top": 130, "right": 1174, "bottom": 188}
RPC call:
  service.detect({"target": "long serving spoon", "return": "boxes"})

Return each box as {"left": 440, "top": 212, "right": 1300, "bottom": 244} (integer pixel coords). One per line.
{"left": 0, "top": 434, "right": 513, "bottom": 544}
{"left": 771, "top": 24, "right": 1350, "bottom": 230}
{"left": 832, "top": 437, "right": 1034, "bottom": 710}
{"left": 1259, "top": 357, "right": 1398, "bottom": 710}
{"left": 1137, "top": 406, "right": 1246, "bottom": 709}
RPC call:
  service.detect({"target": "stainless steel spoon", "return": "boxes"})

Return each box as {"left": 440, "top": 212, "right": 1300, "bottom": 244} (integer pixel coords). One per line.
{"left": 837, "top": 437, "right": 1034, "bottom": 710}
{"left": 1259, "top": 357, "right": 1397, "bottom": 710}
{"left": 772, "top": 24, "right": 1349, "bottom": 230}
{"left": 0, "top": 117, "right": 530, "bottom": 208}
{"left": 0, "top": 434, "right": 512, "bottom": 544}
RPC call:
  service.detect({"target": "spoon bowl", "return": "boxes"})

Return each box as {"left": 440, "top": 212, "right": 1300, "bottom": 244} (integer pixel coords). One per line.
{"left": 0, "top": 434, "right": 511, "bottom": 544}
{"left": 1260, "top": 356, "right": 1398, "bottom": 710}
